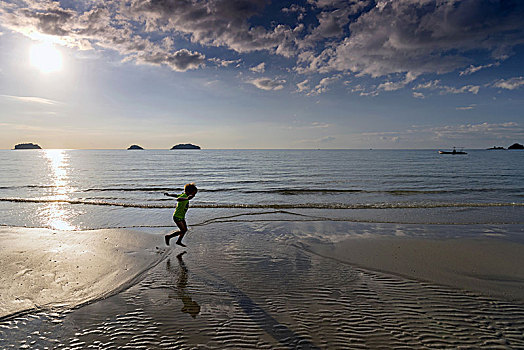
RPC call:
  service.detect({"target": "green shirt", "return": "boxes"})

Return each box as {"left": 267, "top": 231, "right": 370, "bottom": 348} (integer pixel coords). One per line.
{"left": 173, "top": 193, "right": 189, "bottom": 220}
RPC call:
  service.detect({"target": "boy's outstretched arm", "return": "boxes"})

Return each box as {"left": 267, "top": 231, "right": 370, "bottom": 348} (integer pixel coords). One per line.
{"left": 177, "top": 195, "right": 194, "bottom": 202}
{"left": 164, "top": 192, "right": 178, "bottom": 198}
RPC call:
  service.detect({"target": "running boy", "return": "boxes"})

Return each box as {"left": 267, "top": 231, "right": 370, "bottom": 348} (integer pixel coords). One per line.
{"left": 164, "top": 183, "right": 198, "bottom": 247}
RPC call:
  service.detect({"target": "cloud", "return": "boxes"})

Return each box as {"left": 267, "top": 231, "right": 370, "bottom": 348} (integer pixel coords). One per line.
{"left": 299, "top": 1, "right": 524, "bottom": 78}
{"left": 1, "top": 0, "right": 523, "bottom": 91}
{"left": 209, "top": 58, "right": 241, "bottom": 67}
{"left": 309, "top": 75, "right": 341, "bottom": 95}
{"left": 296, "top": 79, "right": 310, "bottom": 92}
{"left": 131, "top": 49, "right": 206, "bottom": 71}
{"left": 250, "top": 77, "right": 286, "bottom": 91}
{"left": 0, "top": 95, "right": 59, "bottom": 105}
{"left": 456, "top": 105, "right": 476, "bottom": 110}
{"left": 125, "top": 0, "right": 299, "bottom": 57}
{"left": 378, "top": 72, "right": 418, "bottom": 92}
{"left": 459, "top": 62, "right": 500, "bottom": 76}
{"left": 430, "top": 122, "right": 522, "bottom": 140}
{"left": 359, "top": 122, "right": 524, "bottom": 145}
{"left": 412, "top": 92, "right": 424, "bottom": 99}
{"left": 311, "top": 122, "right": 331, "bottom": 128}
{"left": 493, "top": 77, "right": 524, "bottom": 90}
{"left": 250, "top": 62, "right": 266, "bottom": 73}
{"left": 414, "top": 81, "right": 480, "bottom": 95}
{"left": 320, "top": 136, "right": 336, "bottom": 143}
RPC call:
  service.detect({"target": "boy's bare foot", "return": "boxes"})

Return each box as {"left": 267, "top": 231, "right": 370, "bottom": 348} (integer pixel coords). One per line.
{"left": 165, "top": 235, "right": 171, "bottom": 246}
{"left": 175, "top": 240, "right": 186, "bottom": 247}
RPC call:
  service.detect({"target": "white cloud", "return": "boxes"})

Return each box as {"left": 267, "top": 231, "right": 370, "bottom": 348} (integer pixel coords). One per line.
{"left": 378, "top": 72, "right": 418, "bottom": 92}
{"left": 0, "top": 95, "right": 59, "bottom": 105}
{"left": 296, "top": 79, "right": 310, "bottom": 92}
{"left": 309, "top": 75, "right": 341, "bottom": 95}
{"left": 412, "top": 92, "right": 424, "bottom": 99}
{"left": 320, "top": 136, "right": 336, "bottom": 143}
{"left": 209, "top": 58, "right": 241, "bottom": 67}
{"left": 250, "top": 78, "right": 286, "bottom": 91}
{"left": 493, "top": 77, "right": 524, "bottom": 90}
{"left": 250, "top": 62, "right": 266, "bottom": 73}
{"left": 456, "top": 105, "right": 476, "bottom": 110}
{"left": 414, "top": 81, "right": 480, "bottom": 95}
{"left": 459, "top": 62, "right": 499, "bottom": 76}
{"left": 358, "top": 122, "right": 524, "bottom": 146}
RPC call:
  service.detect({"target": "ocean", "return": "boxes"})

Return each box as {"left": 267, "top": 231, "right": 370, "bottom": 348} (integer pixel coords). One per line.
{"left": 1, "top": 149, "right": 524, "bottom": 348}
{"left": 1, "top": 149, "right": 523, "bottom": 230}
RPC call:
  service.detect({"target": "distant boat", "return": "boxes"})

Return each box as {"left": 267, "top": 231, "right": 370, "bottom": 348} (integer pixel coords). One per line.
{"left": 438, "top": 147, "right": 467, "bottom": 155}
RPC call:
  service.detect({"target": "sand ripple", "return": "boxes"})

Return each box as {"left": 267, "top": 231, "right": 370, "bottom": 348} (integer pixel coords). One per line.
{"left": 1, "top": 222, "right": 523, "bottom": 349}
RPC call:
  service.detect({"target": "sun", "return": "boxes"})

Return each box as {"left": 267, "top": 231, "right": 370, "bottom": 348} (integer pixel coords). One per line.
{"left": 29, "top": 42, "right": 63, "bottom": 73}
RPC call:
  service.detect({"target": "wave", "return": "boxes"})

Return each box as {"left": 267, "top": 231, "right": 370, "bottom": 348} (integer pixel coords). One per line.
{"left": 0, "top": 197, "right": 522, "bottom": 210}
{"left": 243, "top": 188, "right": 524, "bottom": 195}
{"left": 2, "top": 186, "right": 523, "bottom": 196}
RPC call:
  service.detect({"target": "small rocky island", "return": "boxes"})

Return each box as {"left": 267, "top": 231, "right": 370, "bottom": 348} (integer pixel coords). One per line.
{"left": 13, "top": 143, "right": 42, "bottom": 150}
{"left": 127, "top": 145, "right": 144, "bottom": 150}
{"left": 508, "top": 143, "right": 524, "bottom": 150}
{"left": 171, "top": 143, "right": 201, "bottom": 150}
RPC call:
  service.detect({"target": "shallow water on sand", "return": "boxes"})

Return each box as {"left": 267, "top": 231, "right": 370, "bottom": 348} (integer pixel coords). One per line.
{"left": 1, "top": 222, "right": 523, "bottom": 349}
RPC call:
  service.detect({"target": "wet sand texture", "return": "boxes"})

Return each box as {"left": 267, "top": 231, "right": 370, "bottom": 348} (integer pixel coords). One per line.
{"left": 0, "top": 227, "right": 168, "bottom": 319}
{"left": 2, "top": 222, "right": 523, "bottom": 349}
{"left": 307, "top": 235, "right": 524, "bottom": 301}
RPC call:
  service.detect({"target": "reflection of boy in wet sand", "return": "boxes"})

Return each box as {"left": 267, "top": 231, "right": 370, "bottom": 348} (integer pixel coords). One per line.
{"left": 167, "top": 252, "right": 200, "bottom": 318}
{"left": 164, "top": 183, "right": 198, "bottom": 247}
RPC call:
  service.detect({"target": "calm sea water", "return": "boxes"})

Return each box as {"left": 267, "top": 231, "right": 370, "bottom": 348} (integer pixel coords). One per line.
{"left": 0, "top": 149, "right": 523, "bottom": 231}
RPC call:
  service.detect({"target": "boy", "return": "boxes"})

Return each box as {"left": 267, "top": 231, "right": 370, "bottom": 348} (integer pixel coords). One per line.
{"left": 164, "top": 183, "right": 198, "bottom": 247}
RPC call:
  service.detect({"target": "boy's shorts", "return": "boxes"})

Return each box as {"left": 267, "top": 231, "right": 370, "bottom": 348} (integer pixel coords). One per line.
{"left": 173, "top": 216, "right": 185, "bottom": 223}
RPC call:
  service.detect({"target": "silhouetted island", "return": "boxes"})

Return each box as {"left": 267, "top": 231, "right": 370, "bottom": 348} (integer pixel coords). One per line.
{"left": 13, "top": 143, "right": 42, "bottom": 150}
{"left": 127, "top": 145, "right": 144, "bottom": 150}
{"left": 487, "top": 146, "right": 505, "bottom": 150}
{"left": 508, "top": 143, "right": 524, "bottom": 150}
{"left": 171, "top": 144, "right": 201, "bottom": 150}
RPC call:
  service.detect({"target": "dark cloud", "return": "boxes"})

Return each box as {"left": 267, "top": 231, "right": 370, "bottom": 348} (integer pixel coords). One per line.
{"left": 0, "top": 0, "right": 523, "bottom": 86}
{"left": 134, "top": 49, "right": 205, "bottom": 71}
{"left": 124, "top": 0, "right": 298, "bottom": 55}
{"left": 300, "top": 1, "right": 524, "bottom": 78}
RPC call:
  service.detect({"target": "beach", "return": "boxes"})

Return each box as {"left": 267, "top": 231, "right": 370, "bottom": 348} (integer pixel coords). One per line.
{"left": 1, "top": 219, "right": 524, "bottom": 349}
{"left": 1, "top": 149, "right": 523, "bottom": 348}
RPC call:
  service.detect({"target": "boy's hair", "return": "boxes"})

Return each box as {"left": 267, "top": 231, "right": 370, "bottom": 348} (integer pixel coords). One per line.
{"left": 184, "top": 183, "right": 198, "bottom": 194}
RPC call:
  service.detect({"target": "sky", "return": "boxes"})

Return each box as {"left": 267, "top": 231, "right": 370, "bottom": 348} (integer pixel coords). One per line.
{"left": 0, "top": 0, "right": 523, "bottom": 149}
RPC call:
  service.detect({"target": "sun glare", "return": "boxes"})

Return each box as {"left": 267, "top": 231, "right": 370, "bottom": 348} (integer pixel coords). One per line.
{"left": 30, "top": 42, "right": 63, "bottom": 73}
{"left": 42, "top": 150, "right": 77, "bottom": 230}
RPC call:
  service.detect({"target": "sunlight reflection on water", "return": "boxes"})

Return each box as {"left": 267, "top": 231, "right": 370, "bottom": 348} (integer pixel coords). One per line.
{"left": 42, "top": 150, "right": 76, "bottom": 230}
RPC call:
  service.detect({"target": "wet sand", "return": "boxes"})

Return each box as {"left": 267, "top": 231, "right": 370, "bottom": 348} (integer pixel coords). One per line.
{"left": 305, "top": 235, "right": 524, "bottom": 302}
{"left": 0, "top": 227, "right": 168, "bottom": 319}
{"left": 1, "top": 222, "right": 524, "bottom": 349}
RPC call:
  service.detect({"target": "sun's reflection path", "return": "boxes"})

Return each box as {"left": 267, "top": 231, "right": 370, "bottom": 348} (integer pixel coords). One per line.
{"left": 42, "top": 150, "right": 77, "bottom": 230}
